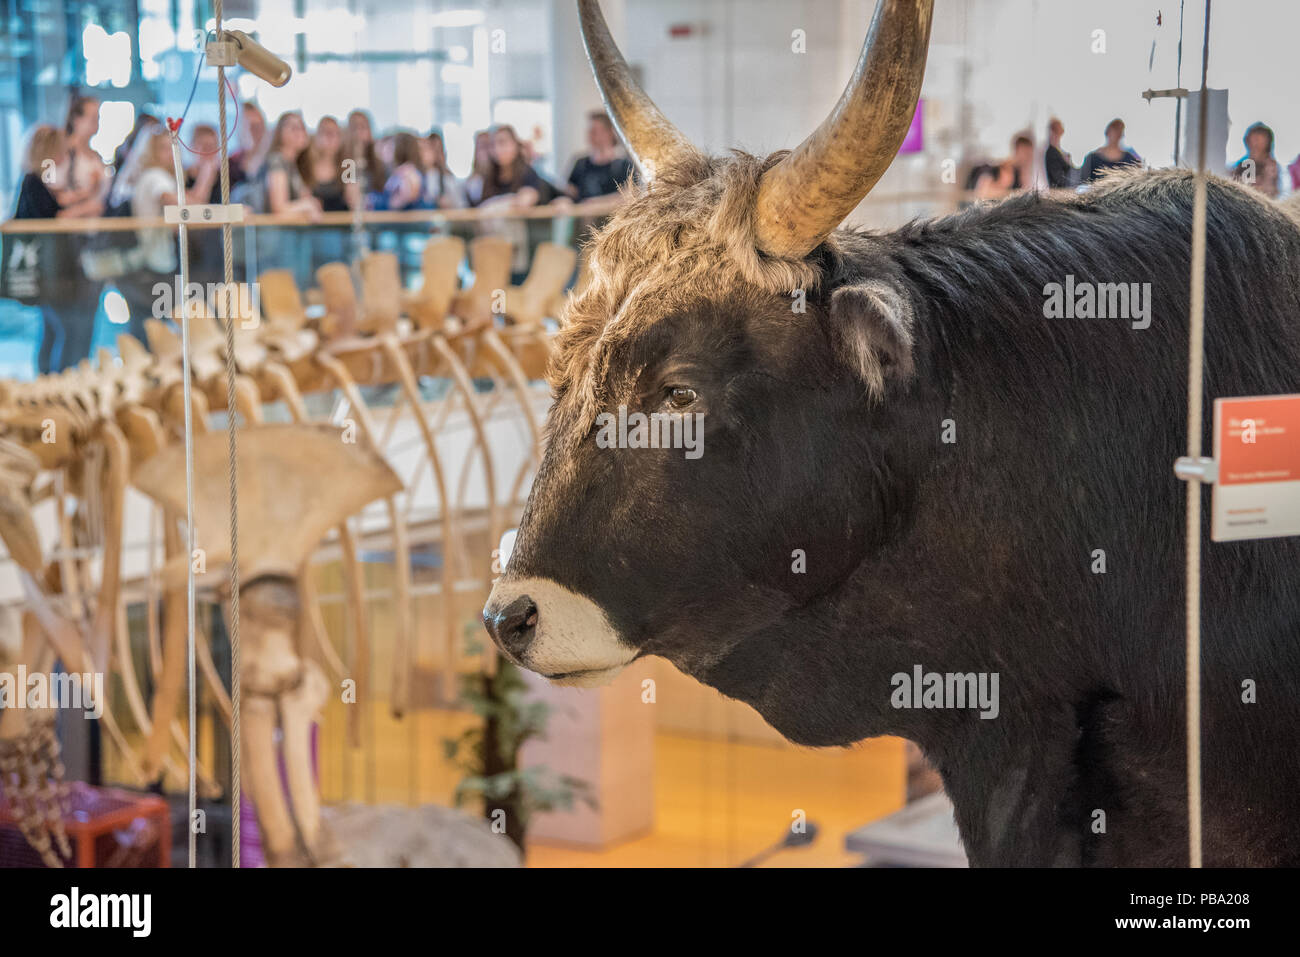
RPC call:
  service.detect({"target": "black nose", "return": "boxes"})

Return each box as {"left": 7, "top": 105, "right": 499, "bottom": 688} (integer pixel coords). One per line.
{"left": 482, "top": 595, "right": 538, "bottom": 659}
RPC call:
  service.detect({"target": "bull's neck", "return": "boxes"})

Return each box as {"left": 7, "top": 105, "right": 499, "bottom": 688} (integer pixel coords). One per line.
{"left": 700, "top": 328, "right": 1097, "bottom": 752}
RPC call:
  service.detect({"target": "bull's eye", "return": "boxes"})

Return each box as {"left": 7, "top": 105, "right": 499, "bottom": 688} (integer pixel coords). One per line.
{"left": 667, "top": 387, "right": 698, "bottom": 410}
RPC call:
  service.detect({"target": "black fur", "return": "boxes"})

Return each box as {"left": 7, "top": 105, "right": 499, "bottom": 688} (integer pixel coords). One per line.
{"left": 503, "top": 170, "right": 1300, "bottom": 866}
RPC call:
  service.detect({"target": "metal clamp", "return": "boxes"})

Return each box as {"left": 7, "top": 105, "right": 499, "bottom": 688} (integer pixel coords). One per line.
{"left": 1174, "top": 456, "right": 1217, "bottom": 484}
{"left": 204, "top": 40, "right": 238, "bottom": 68}
{"left": 164, "top": 203, "right": 245, "bottom": 225}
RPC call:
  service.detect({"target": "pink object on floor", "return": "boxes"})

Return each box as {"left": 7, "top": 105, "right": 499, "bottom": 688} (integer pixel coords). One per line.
{"left": 239, "top": 723, "right": 318, "bottom": 867}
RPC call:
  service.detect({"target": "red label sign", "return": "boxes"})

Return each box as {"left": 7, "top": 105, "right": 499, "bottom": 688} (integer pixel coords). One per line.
{"left": 1216, "top": 395, "right": 1300, "bottom": 485}
{"left": 1212, "top": 394, "right": 1300, "bottom": 541}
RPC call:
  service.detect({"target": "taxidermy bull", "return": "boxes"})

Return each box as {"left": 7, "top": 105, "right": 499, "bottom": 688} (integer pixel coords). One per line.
{"left": 484, "top": 0, "right": 1300, "bottom": 866}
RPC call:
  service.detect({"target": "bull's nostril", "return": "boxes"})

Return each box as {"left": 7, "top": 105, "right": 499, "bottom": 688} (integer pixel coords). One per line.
{"left": 483, "top": 594, "right": 539, "bottom": 659}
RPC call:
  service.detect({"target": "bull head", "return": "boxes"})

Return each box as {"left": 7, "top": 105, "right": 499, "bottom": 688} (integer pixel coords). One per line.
{"left": 483, "top": 0, "right": 934, "bottom": 741}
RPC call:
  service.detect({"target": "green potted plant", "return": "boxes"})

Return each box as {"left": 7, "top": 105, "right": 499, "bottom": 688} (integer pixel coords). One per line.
{"left": 443, "top": 629, "right": 593, "bottom": 851}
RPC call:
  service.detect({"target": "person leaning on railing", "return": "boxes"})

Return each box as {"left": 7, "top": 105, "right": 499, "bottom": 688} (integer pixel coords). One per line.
{"left": 299, "top": 116, "right": 357, "bottom": 268}
{"left": 473, "top": 125, "right": 561, "bottom": 283}
{"left": 255, "top": 111, "right": 323, "bottom": 279}
{"left": 261, "top": 112, "right": 323, "bottom": 221}
{"left": 3, "top": 124, "right": 103, "bottom": 374}
{"left": 559, "top": 111, "right": 635, "bottom": 203}
{"left": 475, "top": 124, "right": 560, "bottom": 209}
{"left": 378, "top": 132, "right": 429, "bottom": 212}
{"left": 345, "top": 109, "right": 387, "bottom": 200}
{"left": 56, "top": 95, "right": 109, "bottom": 372}
{"left": 231, "top": 101, "right": 270, "bottom": 192}
{"left": 1231, "top": 121, "right": 1282, "bottom": 199}
{"left": 464, "top": 130, "right": 493, "bottom": 209}
{"left": 550, "top": 111, "right": 635, "bottom": 246}
{"left": 185, "top": 124, "right": 227, "bottom": 283}
{"left": 1079, "top": 118, "right": 1142, "bottom": 184}
{"left": 972, "top": 132, "right": 1037, "bottom": 200}
{"left": 113, "top": 131, "right": 219, "bottom": 340}
{"left": 419, "top": 129, "right": 465, "bottom": 210}
{"left": 1043, "top": 116, "right": 1077, "bottom": 190}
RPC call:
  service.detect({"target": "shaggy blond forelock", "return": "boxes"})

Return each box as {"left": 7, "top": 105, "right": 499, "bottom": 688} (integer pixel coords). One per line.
{"left": 550, "top": 150, "right": 827, "bottom": 434}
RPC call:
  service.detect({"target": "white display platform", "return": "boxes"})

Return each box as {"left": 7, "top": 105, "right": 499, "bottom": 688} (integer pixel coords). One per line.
{"left": 844, "top": 792, "right": 969, "bottom": 868}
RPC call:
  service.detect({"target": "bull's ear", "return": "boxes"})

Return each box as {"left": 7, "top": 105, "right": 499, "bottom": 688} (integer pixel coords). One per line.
{"left": 827, "top": 280, "right": 916, "bottom": 398}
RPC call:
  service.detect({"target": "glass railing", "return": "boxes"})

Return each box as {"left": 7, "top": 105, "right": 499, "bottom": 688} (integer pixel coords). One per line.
{"left": 0, "top": 200, "right": 623, "bottom": 380}
{"left": 0, "top": 188, "right": 979, "bottom": 381}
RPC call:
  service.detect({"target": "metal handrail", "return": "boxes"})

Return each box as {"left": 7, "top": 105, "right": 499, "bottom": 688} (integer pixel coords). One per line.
{"left": 0, "top": 197, "right": 625, "bottom": 234}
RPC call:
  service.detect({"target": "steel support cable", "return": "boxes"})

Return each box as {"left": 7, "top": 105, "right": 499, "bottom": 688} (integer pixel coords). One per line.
{"left": 171, "top": 0, "right": 243, "bottom": 868}
{"left": 1183, "top": 0, "right": 1213, "bottom": 869}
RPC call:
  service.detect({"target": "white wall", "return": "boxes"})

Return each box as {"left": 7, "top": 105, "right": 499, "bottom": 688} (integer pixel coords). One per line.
{"left": 548, "top": 0, "right": 621, "bottom": 183}
{"left": 597, "top": 0, "right": 1300, "bottom": 203}
{"left": 622, "top": 0, "right": 849, "bottom": 156}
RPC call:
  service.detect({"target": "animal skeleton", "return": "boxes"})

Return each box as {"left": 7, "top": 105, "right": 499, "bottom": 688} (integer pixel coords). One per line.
{"left": 0, "top": 236, "right": 569, "bottom": 865}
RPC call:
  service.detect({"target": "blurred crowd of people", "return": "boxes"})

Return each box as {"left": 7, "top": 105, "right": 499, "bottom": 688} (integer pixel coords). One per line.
{"left": 8, "top": 94, "right": 1296, "bottom": 376}
{"left": 5, "top": 93, "right": 635, "bottom": 373}
{"left": 970, "top": 115, "right": 1293, "bottom": 200}
{"left": 210, "top": 102, "right": 634, "bottom": 218}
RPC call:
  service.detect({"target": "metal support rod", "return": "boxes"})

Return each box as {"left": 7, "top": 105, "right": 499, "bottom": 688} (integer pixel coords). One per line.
{"left": 1183, "top": 0, "right": 1213, "bottom": 870}
{"left": 214, "top": 0, "right": 243, "bottom": 871}
{"left": 167, "top": 132, "right": 198, "bottom": 870}
{"left": 1175, "top": 0, "right": 1186, "bottom": 166}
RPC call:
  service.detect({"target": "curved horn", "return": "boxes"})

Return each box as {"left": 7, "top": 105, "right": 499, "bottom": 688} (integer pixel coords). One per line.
{"left": 577, "top": 0, "right": 693, "bottom": 180}
{"left": 755, "top": 0, "right": 934, "bottom": 259}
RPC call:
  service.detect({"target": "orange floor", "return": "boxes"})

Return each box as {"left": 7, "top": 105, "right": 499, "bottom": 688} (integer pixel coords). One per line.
{"left": 525, "top": 731, "right": 905, "bottom": 868}
{"left": 309, "top": 699, "right": 905, "bottom": 867}
{"left": 111, "top": 684, "right": 906, "bottom": 867}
